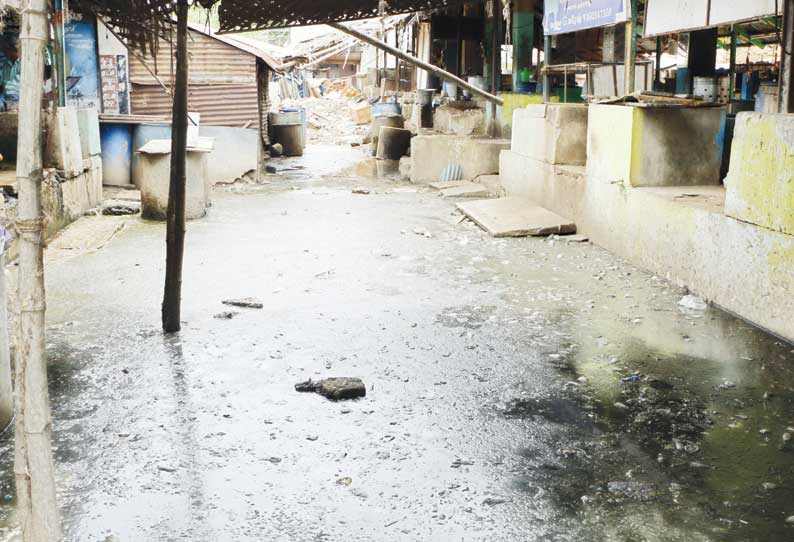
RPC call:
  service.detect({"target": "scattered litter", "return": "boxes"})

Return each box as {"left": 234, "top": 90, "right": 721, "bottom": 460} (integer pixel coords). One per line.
{"left": 157, "top": 464, "right": 177, "bottom": 473}
{"left": 102, "top": 205, "right": 139, "bottom": 216}
{"left": 451, "top": 458, "right": 474, "bottom": 468}
{"left": 222, "top": 298, "right": 264, "bottom": 309}
{"left": 265, "top": 165, "right": 278, "bottom": 174}
{"left": 295, "top": 377, "right": 367, "bottom": 400}
{"left": 564, "top": 234, "right": 590, "bottom": 243}
{"left": 679, "top": 294, "right": 708, "bottom": 311}
{"left": 482, "top": 497, "right": 508, "bottom": 506}
{"left": 214, "top": 311, "right": 239, "bottom": 320}
{"left": 352, "top": 188, "right": 371, "bottom": 195}
{"left": 336, "top": 477, "right": 353, "bottom": 486}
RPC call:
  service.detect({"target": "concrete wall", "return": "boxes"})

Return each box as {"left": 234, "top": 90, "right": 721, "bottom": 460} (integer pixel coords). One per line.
{"left": 500, "top": 149, "right": 794, "bottom": 342}
{"left": 433, "top": 105, "right": 486, "bottom": 136}
{"left": 725, "top": 112, "right": 794, "bottom": 236}
{"left": 410, "top": 135, "right": 510, "bottom": 184}
{"left": 512, "top": 104, "right": 588, "bottom": 166}
{"left": 587, "top": 104, "right": 723, "bottom": 187}
{"left": 199, "top": 126, "right": 259, "bottom": 184}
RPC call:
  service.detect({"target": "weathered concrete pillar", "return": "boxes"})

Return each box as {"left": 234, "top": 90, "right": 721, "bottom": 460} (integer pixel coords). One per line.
{"left": 603, "top": 24, "right": 625, "bottom": 63}
{"left": 512, "top": 0, "right": 536, "bottom": 90}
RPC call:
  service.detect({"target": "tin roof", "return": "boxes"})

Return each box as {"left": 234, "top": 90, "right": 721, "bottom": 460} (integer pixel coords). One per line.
{"left": 215, "top": 0, "right": 465, "bottom": 33}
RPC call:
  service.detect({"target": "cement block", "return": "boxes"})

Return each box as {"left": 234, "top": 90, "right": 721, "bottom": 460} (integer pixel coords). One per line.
{"left": 351, "top": 102, "right": 371, "bottom": 125}
{"left": 49, "top": 107, "right": 85, "bottom": 178}
{"left": 410, "top": 135, "right": 510, "bottom": 184}
{"left": 440, "top": 183, "right": 490, "bottom": 198}
{"left": 136, "top": 146, "right": 210, "bottom": 221}
{"left": 433, "top": 104, "right": 486, "bottom": 136}
{"left": 76, "top": 108, "right": 101, "bottom": 158}
{"left": 587, "top": 104, "right": 723, "bottom": 187}
{"left": 199, "top": 126, "right": 258, "bottom": 185}
{"left": 725, "top": 112, "right": 794, "bottom": 236}
{"left": 458, "top": 197, "right": 576, "bottom": 237}
{"left": 511, "top": 104, "right": 588, "bottom": 165}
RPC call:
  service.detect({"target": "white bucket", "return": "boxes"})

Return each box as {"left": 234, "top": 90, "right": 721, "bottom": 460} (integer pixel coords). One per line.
{"left": 693, "top": 76, "right": 718, "bottom": 102}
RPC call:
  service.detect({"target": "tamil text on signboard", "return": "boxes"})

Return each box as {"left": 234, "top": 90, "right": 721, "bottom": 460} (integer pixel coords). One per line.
{"left": 544, "top": 0, "right": 629, "bottom": 35}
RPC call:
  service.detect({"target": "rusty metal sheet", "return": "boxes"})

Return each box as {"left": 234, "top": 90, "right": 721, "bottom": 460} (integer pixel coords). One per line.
{"left": 131, "top": 83, "right": 259, "bottom": 128}
{"left": 217, "top": 0, "right": 467, "bottom": 32}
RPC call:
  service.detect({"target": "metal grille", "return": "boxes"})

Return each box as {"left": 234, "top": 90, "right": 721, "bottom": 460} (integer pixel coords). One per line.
{"left": 217, "top": 0, "right": 467, "bottom": 32}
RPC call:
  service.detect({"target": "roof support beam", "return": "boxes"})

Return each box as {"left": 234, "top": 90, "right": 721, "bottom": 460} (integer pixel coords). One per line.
{"left": 328, "top": 22, "right": 504, "bottom": 106}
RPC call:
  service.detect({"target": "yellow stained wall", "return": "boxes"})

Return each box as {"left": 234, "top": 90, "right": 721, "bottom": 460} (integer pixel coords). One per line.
{"left": 726, "top": 113, "right": 794, "bottom": 237}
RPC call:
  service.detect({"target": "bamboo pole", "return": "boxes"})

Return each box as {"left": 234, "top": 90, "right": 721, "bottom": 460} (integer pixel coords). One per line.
{"left": 14, "top": 0, "right": 64, "bottom": 540}
{"left": 0, "top": 249, "right": 12, "bottom": 429}
{"left": 328, "top": 22, "right": 504, "bottom": 106}
{"left": 162, "top": 0, "right": 189, "bottom": 333}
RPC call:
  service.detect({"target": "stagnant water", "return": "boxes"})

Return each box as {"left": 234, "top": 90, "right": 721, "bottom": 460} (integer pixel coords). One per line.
{"left": 0, "top": 145, "right": 791, "bottom": 541}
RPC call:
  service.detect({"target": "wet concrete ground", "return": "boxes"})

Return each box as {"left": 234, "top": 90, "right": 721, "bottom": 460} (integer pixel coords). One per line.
{"left": 1, "top": 145, "right": 794, "bottom": 541}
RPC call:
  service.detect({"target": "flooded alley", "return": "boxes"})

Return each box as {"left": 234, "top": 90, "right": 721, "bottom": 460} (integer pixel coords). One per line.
{"left": 0, "top": 145, "right": 791, "bottom": 541}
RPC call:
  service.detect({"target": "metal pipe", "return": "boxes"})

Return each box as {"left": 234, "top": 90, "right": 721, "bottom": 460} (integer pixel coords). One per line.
{"left": 543, "top": 34, "right": 551, "bottom": 102}
{"left": 328, "top": 22, "right": 504, "bottom": 106}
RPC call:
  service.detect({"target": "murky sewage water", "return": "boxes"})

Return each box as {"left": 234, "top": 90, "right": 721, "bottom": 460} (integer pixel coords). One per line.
{"left": 0, "top": 145, "right": 792, "bottom": 541}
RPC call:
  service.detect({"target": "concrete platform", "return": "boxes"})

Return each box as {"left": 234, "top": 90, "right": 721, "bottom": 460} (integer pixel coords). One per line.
{"left": 429, "top": 180, "right": 470, "bottom": 190}
{"left": 440, "top": 183, "right": 491, "bottom": 198}
{"left": 457, "top": 197, "right": 576, "bottom": 237}
{"left": 410, "top": 135, "right": 510, "bottom": 184}
{"left": 499, "top": 145, "right": 794, "bottom": 342}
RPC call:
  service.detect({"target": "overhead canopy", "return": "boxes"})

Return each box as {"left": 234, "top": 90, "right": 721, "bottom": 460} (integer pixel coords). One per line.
{"left": 644, "top": 0, "right": 779, "bottom": 37}
{"left": 216, "top": 0, "right": 466, "bottom": 33}
{"left": 76, "top": 0, "right": 467, "bottom": 52}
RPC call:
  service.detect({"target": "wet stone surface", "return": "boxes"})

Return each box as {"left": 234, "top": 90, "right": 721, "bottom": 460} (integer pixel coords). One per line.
{"left": 0, "top": 144, "right": 793, "bottom": 541}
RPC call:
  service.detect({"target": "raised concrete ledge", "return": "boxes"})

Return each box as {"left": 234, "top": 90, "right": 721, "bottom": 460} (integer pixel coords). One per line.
{"left": 410, "top": 135, "right": 510, "bottom": 184}
{"left": 500, "top": 147, "right": 794, "bottom": 342}
{"left": 587, "top": 104, "right": 723, "bottom": 188}
{"left": 511, "top": 104, "right": 588, "bottom": 166}
{"left": 725, "top": 112, "right": 794, "bottom": 236}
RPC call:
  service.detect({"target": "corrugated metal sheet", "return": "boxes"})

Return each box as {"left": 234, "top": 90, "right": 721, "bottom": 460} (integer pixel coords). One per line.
{"left": 217, "top": 0, "right": 467, "bottom": 32}
{"left": 131, "top": 83, "right": 259, "bottom": 127}
{"left": 130, "top": 28, "right": 257, "bottom": 86}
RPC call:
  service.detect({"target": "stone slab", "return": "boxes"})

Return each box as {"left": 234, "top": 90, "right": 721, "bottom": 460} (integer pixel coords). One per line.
{"left": 511, "top": 104, "right": 588, "bottom": 166}
{"left": 440, "top": 183, "right": 491, "bottom": 198}
{"left": 430, "top": 180, "right": 470, "bottom": 190}
{"left": 457, "top": 197, "right": 576, "bottom": 238}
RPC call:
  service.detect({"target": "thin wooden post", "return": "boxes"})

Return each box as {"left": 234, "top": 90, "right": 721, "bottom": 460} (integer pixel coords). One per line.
{"left": 729, "top": 26, "right": 737, "bottom": 103}
{"left": 489, "top": 0, "right": 501, "bottom": 136}
{"left": 655, "top": 36, "right": 662, "bottom": 91}
{"left": 780, "top": 0, "right": 794, "bottom": 113}
{"left": 0, "top": 249, "right": 12, "bottom": 429}
{"left": 624, "top": 0, "right": 638, "bottom": 95}
{"left": 14, "top": 0, "right": 64, "bottom": 540}
{"left": 162, "top": 0, "right": 190, "bottom": 333}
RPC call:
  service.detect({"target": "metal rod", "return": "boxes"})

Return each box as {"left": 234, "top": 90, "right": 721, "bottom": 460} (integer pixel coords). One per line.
{"left": 328, "top": 22, "right": 504, "bottom": 105}
{"left": 729, "top": 25, "right": 737, "bottom": 102}
{"left": 624, "top": 0, "right": 638, "bottom": 94}
{"left": 543, "top": 35, "right": 552, "bottom": 102}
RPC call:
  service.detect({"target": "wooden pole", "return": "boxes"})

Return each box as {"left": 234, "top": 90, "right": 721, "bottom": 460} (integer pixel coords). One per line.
{"left": 729, "top": 26, "right": 737, "bottom": 103}
{"left": 0, "top": 249, "right": 12, "bottom": 429}
{"left": 655, "top": 36, "right": 662, "bottom": 91}
{"left": 489, "top": 0, "right": 501, "bottom": 136}
{"left": 781, "top": 0, "right": 794, "bottom": 113}
{"left": 14, "top": 0, "right": 64, "bottom": 540}
{"left": 624, "top": 0, "right": 638, "bottom": 94}
{"left": 162, "top": 0, "right": 190, "bottom": 333}
{"left": 328, "top": 22, "right": 504, "bottom": 105}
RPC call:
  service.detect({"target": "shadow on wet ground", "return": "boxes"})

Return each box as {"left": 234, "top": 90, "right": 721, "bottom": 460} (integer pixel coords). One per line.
{"left": 0, "top": 144, "right": 793, "bottom": 541}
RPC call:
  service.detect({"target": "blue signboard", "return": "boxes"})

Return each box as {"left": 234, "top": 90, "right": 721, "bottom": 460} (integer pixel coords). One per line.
{"left": 65, "top": 12, "right": 101, "bottom": 109}
{"left": 544, "top": 0, "right": 629, "bottom": 35}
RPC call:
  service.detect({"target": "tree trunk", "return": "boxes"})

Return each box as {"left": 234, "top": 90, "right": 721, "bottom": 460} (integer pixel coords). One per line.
{"left": 162, "top": 0, "right": 190, "bottom": 333}
{"left": 14, "top": 0, "right": 64, "bottom": 540}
